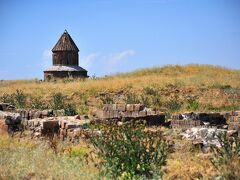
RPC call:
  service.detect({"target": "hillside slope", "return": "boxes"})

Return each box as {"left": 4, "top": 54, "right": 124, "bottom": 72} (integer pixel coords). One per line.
{"left": 0, "top": 64, "right": 239, "bottom": 113}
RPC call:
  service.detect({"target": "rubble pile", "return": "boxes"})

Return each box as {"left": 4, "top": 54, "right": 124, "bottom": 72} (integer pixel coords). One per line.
{"left": 94, "top": 104, "right": 165, "bottom": 125}
{"left": 180, "top": 127, "right": 238, "bottom": 147}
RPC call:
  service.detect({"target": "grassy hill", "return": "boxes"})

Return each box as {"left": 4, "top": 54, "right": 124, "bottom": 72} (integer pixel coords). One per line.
{"left": 1, "top": 64, "right": 240, "bottom": 179}
{"left": 0, "top": 64, "right": 239, "bottom": 113}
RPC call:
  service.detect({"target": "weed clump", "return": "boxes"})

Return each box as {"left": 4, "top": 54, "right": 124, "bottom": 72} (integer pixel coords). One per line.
{"left": 50, "top": 92, "right": 77, "bottom": 116}
{"left": 87, "top": 121, "right": 169, "bottom": 179}
{"left": 211, "top": 132, "right": 240, "bottom": 179}
{"left": 0, "top": 89, "right": 27, "bottom": 108}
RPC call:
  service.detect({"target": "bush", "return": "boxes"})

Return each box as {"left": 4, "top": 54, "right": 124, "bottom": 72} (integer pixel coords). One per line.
{"left": 65, "top": 104, "right": 77, "bottom": 116}
{"left": 100, "top": 94, "right": 114, "bottom": 104}
{"left": 87, "top": 121, "right": 169, "bottom": 179}
{"left": 0, "top": 90, "right": 27, "bottom": 108}
{"left": 211, "top": 132, "right": 240, "bottom": 179}
{"left": 125, "top": 93, "right": 140, "bottom": 104}
{"left": 31, "top": 96, "right": 48, "bottom": 110}
{"left": 51, "top": 92, "right": 65, "bottom": 110}
{"left": 0, "top": 93, "right": 15, "bottom": 105}
{"left": 50, "top": 92, "right": 77, "bottom": 115}
{"left": 187, "top": 96, "right": 199, "bottom": 111}
{"left": 14, "top": 89, "right": 27, "bottom": 108}
{"left": 165, "top": 96, "right": 182, "bottom": 113}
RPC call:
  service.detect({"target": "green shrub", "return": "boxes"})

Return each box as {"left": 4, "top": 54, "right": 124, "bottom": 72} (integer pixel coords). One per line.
{"left": 51, "top": 92, "right": 65, "bottom": 110}
{"left": 77, "top": 105, "right": 89, "bottom": 115}
{"left": 50, "top": 92, "right": 77, "bottom": 115}
{"left": 125, "top": 93, "right": 140, "bottom": 104}
{"left": 87, "top": 121, "right": 169, "bottom": 179}
{"left": 31, "top": 96, "right": 48, "bottom": 110}
{"left": 65, "top": 104, "right": 77, "bottom": 116}
{"left": 139, "top": 95, "right": 151, "bottom": 107}
{"left": 0, "top": 93, "right": 15, "bottom": 105}
{"left": 165, "top": 96, "right": 182, "bottom": 113}
{"left": 187, "top": 96, "right": 199, "bottom": 111}
{"left": 143, "top": 86, "right": 158, "bottom": 96}
{"left": 211, "top": 132, "right": 240, "bottom": 179}
{"left": 0, "top": 90, "right": 27, "bottom": 108}
{"left": 14, "top": 89, "right": 27, "bottom": 108}
{"left": 100, "top": 94, "right": 114, "bottom": 104}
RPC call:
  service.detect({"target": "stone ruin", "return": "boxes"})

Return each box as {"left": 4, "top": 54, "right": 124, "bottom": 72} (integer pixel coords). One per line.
{"left": 93, "top": 103, "right": 165, "bottom": 125}
{"left": 171, "top": 111, "right": 240, "bottom": 148}
{"left": 1, "top": 102, "right": 240, "bottom": 144}
{"left": 170, "top": 112, "right": 228, "bottom": 128}
{"left": 0, "top": 103, "right": 166, "bottom": 140}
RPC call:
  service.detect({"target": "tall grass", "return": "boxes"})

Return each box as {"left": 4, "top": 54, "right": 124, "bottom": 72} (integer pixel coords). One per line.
{"left": 0, "top": 134, "right": 98, "bottom": 179}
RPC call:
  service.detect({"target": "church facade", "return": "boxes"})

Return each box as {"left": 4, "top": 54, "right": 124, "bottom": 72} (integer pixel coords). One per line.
{"left": 44, "top": 30, "right": 88, "bottom": 80}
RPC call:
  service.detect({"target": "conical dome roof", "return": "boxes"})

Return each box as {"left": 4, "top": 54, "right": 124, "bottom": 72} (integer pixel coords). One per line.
{"left": 52, "top": 30, "right": 79, "bottom": 52}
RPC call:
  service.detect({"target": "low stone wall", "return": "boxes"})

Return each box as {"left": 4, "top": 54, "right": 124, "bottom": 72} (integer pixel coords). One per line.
{"left": 0, "top": 103, "right": 15, "bottom": 111}
{"left": 95, "top": 104, "right": 165, "bottom": 125}
{"left": 171, "top": 112, "right": 226, "bottom": 126}
{"left": 171, "top": 119, "right": 202, "bottom": 128}
{"left": 0, "top": 109, "right": 65, "bottom": 121}
{"left": 170, "top": 111, "right": 240, "bottom": 129}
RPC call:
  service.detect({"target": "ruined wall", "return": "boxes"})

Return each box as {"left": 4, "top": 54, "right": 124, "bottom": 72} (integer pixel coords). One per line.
{"left": 95, "top": 104, "right": 165, "bottom": 125}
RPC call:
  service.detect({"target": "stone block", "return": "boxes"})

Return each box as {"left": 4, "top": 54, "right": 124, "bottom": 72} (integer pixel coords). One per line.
{"left": 34, "top": 111, "right": 42, "bottom": 119}
{"left": 126, "top": 104, "right": 134, "bottom": 112}
{"left": 117, "top": 104, "right": 126, "bottom": 112}
{"left": 60, "top": 120, "right": 67, "bottom": 129}
{"left": 113, "top": 110, "right": 119, "bottom": 118}
{"left": 126, "top": 111, "right": 132, "bottom": 117}
{"left": 42, "top": 110, "right": 49, "bottom": 117}
{"left": 109, "top": 110, "right": 114, "bottom": 118}
{"left": 96, "top": 110, "right": 104, "bottom": 118}
{"left": 134, "top": 104, "right": 144, "bottom": 111}
{"left": 146, "top": 109, "right": 154, "bottom": 115}
{"left": 65, "top": 123, "right": 77, "bottom": 129}
{"left": 132, "top": 111, "right": 139, "bottom": 117}
{"left": 139, "top": 110, "right": 147, "bottom": 117}
{"left": 0, "top": 103, "right": 7, "bottom": 111}
{"left": 28, "top": 110, "right": 36, "bottom": 119}
{"left": 20, "top": 110, "right": 29, "bottom": 120}
{"left": 119, "top": 111, "right": 126, "bottom": 118}
{"left": 103, "top": 104, "right": 108, "bottom": 111}
{"left": 103, "top": 111, "right": 110, "bottom": 119}
{"left": 108, "top": 105, "right": 113, "bottom": 111}
{"left": 41, "top": 120, "right": 59, "bottom": 130}
{"left": 112, "top": 104, "right": 117, "bottom": 111}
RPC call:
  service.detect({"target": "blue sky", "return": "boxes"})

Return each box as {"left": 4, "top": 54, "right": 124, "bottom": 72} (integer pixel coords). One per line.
{"left": 0, "top": 0, "right": 240, "bottom": 79}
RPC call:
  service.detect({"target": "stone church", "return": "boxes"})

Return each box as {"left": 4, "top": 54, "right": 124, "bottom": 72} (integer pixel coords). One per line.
{"left": 44, "top": 30, "right": 88, "bottom": 80}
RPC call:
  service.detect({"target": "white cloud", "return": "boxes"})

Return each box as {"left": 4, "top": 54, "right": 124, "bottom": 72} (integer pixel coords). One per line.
{"left": 107, "top": 49, "right": 136, "bottom": 65}
{"left": 42, "top": 49, "right": 52, "bottom": 68}
{"left": 80, "top": 53, "right": 97, "bottom": 69}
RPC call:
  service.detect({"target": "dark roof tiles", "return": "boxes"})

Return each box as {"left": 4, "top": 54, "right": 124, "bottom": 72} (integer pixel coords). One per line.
{"left": 52, "top": 30, "right": 79, "bottom": 52}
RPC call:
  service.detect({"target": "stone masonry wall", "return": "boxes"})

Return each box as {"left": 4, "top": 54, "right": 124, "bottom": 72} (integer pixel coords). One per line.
{"left": 95, "top": 104, "right": 165, "bottom": 125}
